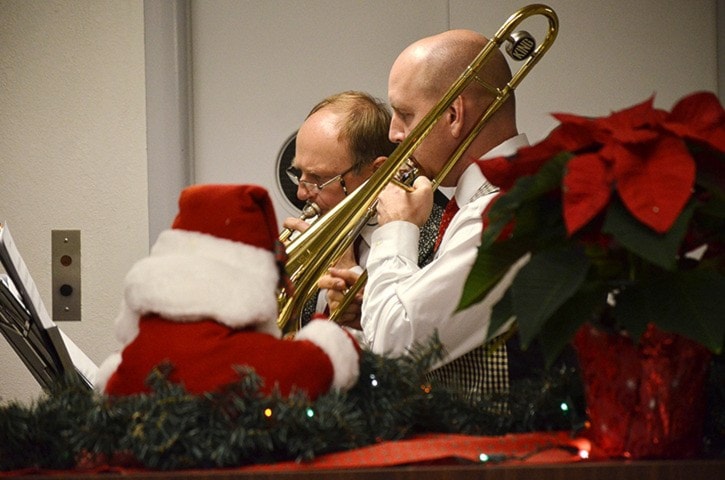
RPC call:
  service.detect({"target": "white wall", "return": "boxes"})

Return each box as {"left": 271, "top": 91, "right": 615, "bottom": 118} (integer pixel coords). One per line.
{"left": 190, "top": 0, "right": 450, "bottom": 222}
{"left": 452, "top": 0, "right": 718, "bottom": 140}
{"left": 0, "top": 0, "right": 149, "bottom": 403}
{"left": 191, "top": 0, "right": 719, "bottom": 223}
{"left": 0, "top": 0, "right": 721, "bottom": 405}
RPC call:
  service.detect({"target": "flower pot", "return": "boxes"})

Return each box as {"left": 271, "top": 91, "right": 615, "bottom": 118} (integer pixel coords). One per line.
{"left": 573, "top": 323, "right": 711, "bottom": 459}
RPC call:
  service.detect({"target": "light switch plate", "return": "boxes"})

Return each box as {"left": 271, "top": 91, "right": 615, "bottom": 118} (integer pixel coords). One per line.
{"left": 52, "top": 230, "right": 81, "bottom": 321}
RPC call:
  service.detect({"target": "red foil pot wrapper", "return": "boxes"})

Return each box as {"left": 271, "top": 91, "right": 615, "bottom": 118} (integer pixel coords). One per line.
{"left": 573, "top": 323, "right": 711, "bottom": 459}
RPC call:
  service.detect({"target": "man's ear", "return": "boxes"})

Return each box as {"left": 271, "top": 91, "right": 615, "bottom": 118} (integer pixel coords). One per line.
{"left": 448, "top": 95, "right": 465, "bottom": 138}
{"left": 371, "top": 156, "right": 388, "bottom": 171}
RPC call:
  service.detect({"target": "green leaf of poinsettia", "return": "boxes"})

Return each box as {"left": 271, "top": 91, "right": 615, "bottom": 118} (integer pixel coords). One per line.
{"left": 489, "top": 287, "right": 514, "bottom": 338}
{"left": 537, "top": 285, "right": 610, "bottom": 367}
{"left": 603, "top": 195, "right": 694, "bottom": 271}
{"left": 480, "top": 152, "right": 571, "bottom": 249}
{"left": 614, "top": 269, "right": 725, "bottom": 353}
{"left": 510, "top": 245, "right": 591, "bottom": 349}
{"left": 462, "top": 153, "right": 571, "bottom": 312}
{"left": 458, "top": 238, "right": 528, "bottom": 311}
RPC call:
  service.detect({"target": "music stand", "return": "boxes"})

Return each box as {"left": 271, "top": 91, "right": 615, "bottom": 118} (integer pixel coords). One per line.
{"left": 0, "top": 222, "right": 96, "bottom": 390}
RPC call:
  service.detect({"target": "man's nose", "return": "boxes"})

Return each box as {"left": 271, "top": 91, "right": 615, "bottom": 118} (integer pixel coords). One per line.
{"left": 389, "top": 119, "right": 405, "bottom": 144}
{"left": 297, "top": 183, "right": 314, "bottom": 201}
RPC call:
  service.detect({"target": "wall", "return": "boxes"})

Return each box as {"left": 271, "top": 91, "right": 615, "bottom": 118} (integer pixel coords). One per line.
{"left": 0, "top": 0, "right": 721, "bottom": 405}
{"left": 0, "top": 0, "right": 149, "bottom": 403}
{"left": 190, "top": 0, "right": 450, "bottom": 222}
{"left": 191, "top": 0, "right": 719, "bottom": 223}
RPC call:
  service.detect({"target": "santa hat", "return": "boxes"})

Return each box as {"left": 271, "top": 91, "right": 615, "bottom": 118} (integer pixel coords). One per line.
{"left": 96, "top": 184, "right": 360, "bottom": 398}
{"left": 114, "top": 184, "right": 284, "bottom": 344}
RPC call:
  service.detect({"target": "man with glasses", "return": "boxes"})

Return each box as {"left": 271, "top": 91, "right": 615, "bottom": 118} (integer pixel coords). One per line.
{"left": 282, "top": 91, "right": 444, "bottom": 329}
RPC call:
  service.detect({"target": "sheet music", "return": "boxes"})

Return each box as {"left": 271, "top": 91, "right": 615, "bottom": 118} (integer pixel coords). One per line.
{"left": 0, "top": 223, "right": 55, "bottom": 330}
{"left": 1, "top": 222, "right": 97, "bottom": 389}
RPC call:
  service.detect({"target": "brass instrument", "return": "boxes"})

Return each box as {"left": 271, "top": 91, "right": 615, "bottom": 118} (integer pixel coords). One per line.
{"left": 278, "top": 4, "right": 559, "bottom": 332}
{"left": 279, "top": 202, "right": 321, "bottom": 245}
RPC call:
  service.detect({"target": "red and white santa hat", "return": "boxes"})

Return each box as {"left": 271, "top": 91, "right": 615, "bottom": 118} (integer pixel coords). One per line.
{"left": 113, "top": 184, "right": 285, "bottom": 344}
{"left": 96, "top": 184, "right": 360, "bottom": 396}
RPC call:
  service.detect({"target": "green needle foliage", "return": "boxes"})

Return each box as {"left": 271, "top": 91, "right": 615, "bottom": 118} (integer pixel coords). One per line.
{"left": 1, "top": 337, "right": 590, "bottom": 471}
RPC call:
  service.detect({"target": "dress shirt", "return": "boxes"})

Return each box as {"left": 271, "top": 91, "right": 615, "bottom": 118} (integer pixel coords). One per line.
{"left": 361, "top": 133, "right": 529, "bottom": 368}
{"left": 302, "top": 200, "right": 444, "bottom": 326}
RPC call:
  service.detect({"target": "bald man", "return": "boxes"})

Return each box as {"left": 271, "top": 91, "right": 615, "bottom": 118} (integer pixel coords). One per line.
{"left": 360, "top": 30, "right": 531, "bottom": 402}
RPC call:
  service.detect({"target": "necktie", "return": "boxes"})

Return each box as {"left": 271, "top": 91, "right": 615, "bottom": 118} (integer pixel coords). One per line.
{"left": 434, "top": 197, "right": 459, "bottom": 252}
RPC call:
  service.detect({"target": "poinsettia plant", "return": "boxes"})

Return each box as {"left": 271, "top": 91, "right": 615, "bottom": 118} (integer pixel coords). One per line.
{"left": 460, "top": 91, "right": 725, "bottom": 366}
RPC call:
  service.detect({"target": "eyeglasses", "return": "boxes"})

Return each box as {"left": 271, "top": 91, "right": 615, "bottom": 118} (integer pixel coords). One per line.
{"left": 286, "top": 164, "right": 354, "bottom": 195}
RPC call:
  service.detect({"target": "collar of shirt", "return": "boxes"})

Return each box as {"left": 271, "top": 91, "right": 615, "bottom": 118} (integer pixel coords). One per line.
{"left": 453, "top": 133, "right": 529, "bottom": 206}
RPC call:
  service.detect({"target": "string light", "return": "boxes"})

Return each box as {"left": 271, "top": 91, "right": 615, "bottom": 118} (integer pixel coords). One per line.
{"left": 264, "top": 408, "right": 273, "bottom": 418}
{"left": 574, "top": 438, "right": 591, "bottom": 459}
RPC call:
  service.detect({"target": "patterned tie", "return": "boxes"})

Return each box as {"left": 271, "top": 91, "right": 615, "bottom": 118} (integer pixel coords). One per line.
{"left": 434, "top": 197, "right": 459, "bottom": 252}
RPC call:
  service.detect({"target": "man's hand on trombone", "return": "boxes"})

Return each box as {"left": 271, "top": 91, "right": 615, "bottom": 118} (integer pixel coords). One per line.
{"left": 318, "top": 246, "right": 363, "bottom": 330}
{"left": 376, "top": 176, "right": 434, "bottom": 227}
{"left": 281, "top": 216, "right": 312, "bottom": 237}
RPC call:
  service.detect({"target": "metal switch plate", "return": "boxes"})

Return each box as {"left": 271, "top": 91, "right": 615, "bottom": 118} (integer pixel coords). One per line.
{"left": 52, "top": 230, "right": 81, "bottom": 321}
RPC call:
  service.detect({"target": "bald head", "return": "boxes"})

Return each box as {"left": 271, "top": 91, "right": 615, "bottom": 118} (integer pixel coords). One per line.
{"left": 387, "top": 29, "right": 518, "bottom": 183}
{"left": 393, "top": 30, "right": 512, "bottom": 105}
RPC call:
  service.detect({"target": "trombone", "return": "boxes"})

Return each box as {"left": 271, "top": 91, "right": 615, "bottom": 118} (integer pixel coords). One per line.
{"left": 278, "top": 4, "right": 559, "bottom": 333}
{"left": 279, "top": 201, "right": 321, "bottom": 245}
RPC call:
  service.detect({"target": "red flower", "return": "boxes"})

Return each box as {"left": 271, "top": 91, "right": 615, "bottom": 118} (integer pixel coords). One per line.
{"left": 479, "top": 92, "right": 724, "bottom": 236}
{"left": 562, "top": 152, "right": 611, "bottom": 234}
{"left": 560, "top": 96, "right": 694, "bottom": 235}
{"left": 663, "top": 91, "right": 725, "bottom": 152}
{"left": 466, "top": 91, "right": 725, "bottom": 370}
{"left": 480, "top": 120, "right": 595, "bottom": 191}
{"left": 603, "top": 136, "right": 694, "bottom": 234}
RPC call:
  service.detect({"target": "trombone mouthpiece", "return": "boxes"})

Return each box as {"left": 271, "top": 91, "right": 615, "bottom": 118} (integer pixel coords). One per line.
{"left": 300, "top": 202, "right": 321, "bottom": 220}
{"left": 279, "top": 202, "right": 321, "bottom": 245}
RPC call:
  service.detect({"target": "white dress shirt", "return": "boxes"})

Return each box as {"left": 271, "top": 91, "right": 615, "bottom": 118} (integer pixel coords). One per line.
{"left": 361, "top": 134, "right": 529, "bottom": 368}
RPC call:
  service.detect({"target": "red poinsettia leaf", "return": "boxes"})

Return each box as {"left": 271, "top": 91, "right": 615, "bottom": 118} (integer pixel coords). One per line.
{"left": 668, "top": 91, "right": 725, "bottom": 130}
{"left": 596, "top": 96, "right": 667, "bottom": 144}
{"left": 614, "top": 137, "right": 695, "bottom": 233}
{"left": 552, "top": 112, "right": 591, "bottom": 126}
{"left": 562, "top": 153, "right": 611, "bottom": 235}
{"left": 664, "top": 91, "right": 725, "bottom": 151}
{"left": 548, "top": 121, "right": 600, "bottom": 152}
{"left": 701, "top": 128, "right": 725, "bottom": 152}
{"left": 478, "top": 155, "right": 515, "bottom": 190}
{"left": 478, "top": 127, "right": 574, "bottom": 190}
{"left": 610, "top": 126, "right": 660, "bottom": 144}
{"left": 597, "top": 96, "right": 658, "bottom": 129}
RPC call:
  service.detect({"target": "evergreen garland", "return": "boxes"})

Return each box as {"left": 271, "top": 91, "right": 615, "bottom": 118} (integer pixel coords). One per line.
{"left": 1, "top": 339, "right": 721, "bottom": 472}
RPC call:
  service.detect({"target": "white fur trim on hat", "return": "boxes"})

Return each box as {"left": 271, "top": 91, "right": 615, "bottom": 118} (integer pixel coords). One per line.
{"left": 119, "top": 229, "right": 280, "bottom": 333}
{"left": 295, "top": 320, "right": 360, "bottom": 391}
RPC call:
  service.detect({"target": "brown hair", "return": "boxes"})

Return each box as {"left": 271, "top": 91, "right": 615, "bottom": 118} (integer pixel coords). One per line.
{"left": 307, "top": 91, "right": 396, "bottom": 173}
